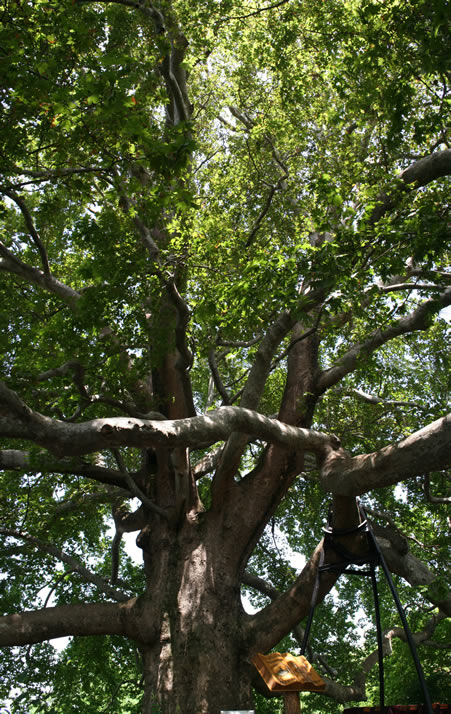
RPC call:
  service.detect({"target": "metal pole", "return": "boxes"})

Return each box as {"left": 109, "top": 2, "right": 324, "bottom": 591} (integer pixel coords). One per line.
{"left": 369, "top": 530, "right": 433, "bottom": 714}
{"left": 370, "top": 564, "right": 385, "bottom": 712}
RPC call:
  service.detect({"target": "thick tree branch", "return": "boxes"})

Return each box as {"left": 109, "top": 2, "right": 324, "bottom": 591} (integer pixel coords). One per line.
{"left": 369, "top": 149, "right": 451, "bottom": 223}
{"left": 244, "top": 541, "right": 340, "bottom": 654}
{"left": 0, "top": 600, "right": 136, "bottom": 647}
{"left": 242, "top": 571, "right": 338, "bottom": 678}
{"left": 0, "top": 243, "right": 81, "bottom": 304}
{"left": 0, "top": 384, "right": 338, "bottom": 457}
{"left": 0, "top": 449, "right": 129, "bottom": 488}
{"left": 320, "top": 413, "right": 451, "bottom": 498}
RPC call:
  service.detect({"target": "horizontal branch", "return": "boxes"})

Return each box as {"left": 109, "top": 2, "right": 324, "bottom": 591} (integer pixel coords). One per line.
{"left": 350, "top": 388, "right": 426, "bottom": 410}
{"left": 320, "top": 413, "right": 451, "bottom": 498}
{"left": 0, "top": 382, "right": 338, "bottom": 457}
{"left": 370, "top": 149, "right": 451, "bottom": 223}
{"left": 0, "top": 449, "right": 128, "bottom": 488}
{"left": 0, "top": 601, "right": 134, "bottom": 647}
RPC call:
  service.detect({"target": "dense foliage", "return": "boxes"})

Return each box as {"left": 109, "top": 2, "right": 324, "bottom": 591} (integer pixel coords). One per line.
{"left": 0, "top": 0, "right": 450, "bottom": 712}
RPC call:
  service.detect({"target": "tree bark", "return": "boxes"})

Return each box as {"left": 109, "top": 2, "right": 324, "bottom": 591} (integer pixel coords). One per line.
{"left": 136, "top": 517, "right": 254, "bottom": 714}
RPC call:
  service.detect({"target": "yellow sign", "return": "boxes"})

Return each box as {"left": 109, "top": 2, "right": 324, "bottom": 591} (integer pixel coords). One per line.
{"left": 252, "top": 652, "right": 326, "bottom": 693}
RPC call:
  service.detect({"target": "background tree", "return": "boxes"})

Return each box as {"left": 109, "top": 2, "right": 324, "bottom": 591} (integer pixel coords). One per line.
{"left": 0, "top": 0, "right": 450, "bottom": 712}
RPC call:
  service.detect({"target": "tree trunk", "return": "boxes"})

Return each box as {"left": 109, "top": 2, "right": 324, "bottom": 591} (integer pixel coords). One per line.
{"left": 138, "top": 519, "right": 253, "bottom": 714}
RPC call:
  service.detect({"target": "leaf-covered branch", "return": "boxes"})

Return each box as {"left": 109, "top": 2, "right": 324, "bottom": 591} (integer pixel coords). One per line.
{"left": 0, "top": 241, "right": 81, "bottom": 304}
{"left": 317, "top": 287, "right": 451, "bottom": 394}
{"left": 370, "top": 149, "right": 451, "bottom": 223}
{"left": 2, "top": 189, "right": 50, "bottom": 273}
{"left": 0, "top": 529, "right": 130, "bottom": 602}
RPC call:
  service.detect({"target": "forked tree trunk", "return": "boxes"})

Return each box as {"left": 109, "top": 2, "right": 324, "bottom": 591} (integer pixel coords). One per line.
{"left": 138, "top": 519, "right": 253, "bottom": 714}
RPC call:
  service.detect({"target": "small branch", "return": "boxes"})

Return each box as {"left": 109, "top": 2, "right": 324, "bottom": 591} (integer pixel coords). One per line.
{"left": 246, "top": 176, "right": 286, "bottom": 247}
{"left": 216, "top": 333, "right": 263, "bottom": 348}
{"left": 350, "top": 388, "right": 426, "bottom": 410}
{"left": 192, "top": 445, "right": 223, "bottom": 479}
{"left": 208, "top": 348, "right": 231, "bottom": 405}
{"left": 378, "top": 281, "right": 446, "bottom": 293}
{"left": 0, "top": 528, "right": 129, "bottom": 602}
{"left": 0, "top": 241, "right": 81, "bottom": 304}
{"left": 36, "top": 360, "right": 89, "bottom": 400}
{"left": 220, "top": 0, "right": 291, "bottom": 21}
{"left": 3, "top": 189, "right": 50, "bottom": 274}
{"left": 76, "top": 0, "right": 166, "bottom": 30}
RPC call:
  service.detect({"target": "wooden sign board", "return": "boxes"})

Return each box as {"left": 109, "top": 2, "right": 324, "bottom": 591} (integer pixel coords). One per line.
{"left": 252, "top": 652, "right": 326, "bottom": 693}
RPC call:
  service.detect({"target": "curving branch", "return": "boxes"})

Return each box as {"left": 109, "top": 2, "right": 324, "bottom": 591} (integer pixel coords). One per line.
{"left": 212, "top": 309, "right": 295, "bottom": 485}
{"left": 192, "top": 445, "right": 223, "bottom": 479}
{"left": 246, "top": 174, "right": 288, "bottom": 247}
{"left": 2, "top": 189, "right": 50, "bottom": 274}
{"left": 0, "top": 381, "right": 338, "bottom": 457}
{"left": 36, "top": 360, "right": 89, "bottom": 400}
{"left": 208, "top": 348, "right": 231, "bottom": 405}
{"left": 112, "top": 449, "right": 169, "bottom": 519}
{"left": 316, "top": 287, "right": 451, "bottom": 394}
{"left": 424, "top": 472, "right": 451, "bottom": 504}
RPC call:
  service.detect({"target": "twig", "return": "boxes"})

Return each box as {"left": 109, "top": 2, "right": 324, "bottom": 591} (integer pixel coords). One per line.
{"left": 3, "top": 189, "right": 50, "bottom": 274}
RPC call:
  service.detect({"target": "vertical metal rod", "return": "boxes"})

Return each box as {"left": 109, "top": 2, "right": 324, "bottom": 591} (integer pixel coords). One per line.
{"left": 369, "top": 530, "right": 433, "bottom": 714}
{"left": 370, "top": 564, "right": 385, "bottom": 712}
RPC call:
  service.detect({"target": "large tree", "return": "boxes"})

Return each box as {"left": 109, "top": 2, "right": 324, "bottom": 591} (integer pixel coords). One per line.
{"left": 0, "top": 0, "right": 450, "bottom": 712}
